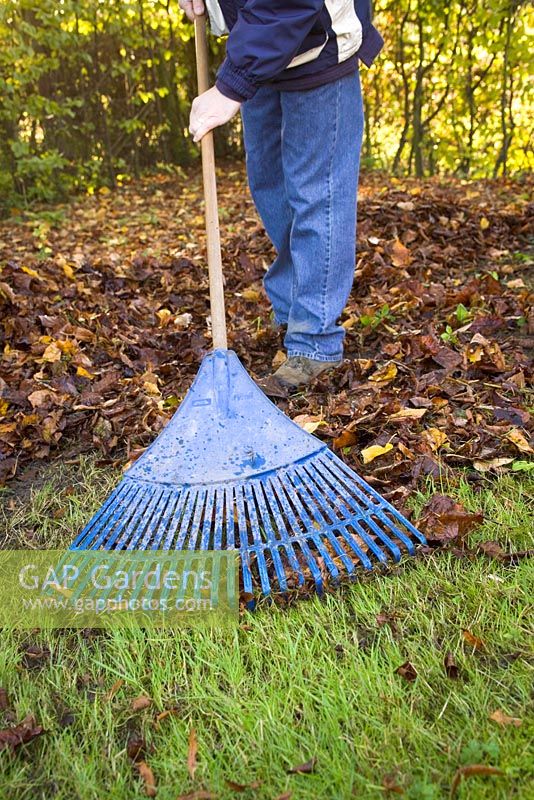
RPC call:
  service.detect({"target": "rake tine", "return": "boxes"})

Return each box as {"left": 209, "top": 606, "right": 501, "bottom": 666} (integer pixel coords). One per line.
{"left": 268, "top": 476, "right": 325, "bottom": 591}
{"left": 186, "top": 489, "right": 207, "bottom": 551}
{"left": 325, "top": 452, "right": 424, "bottom": 542}
{"left": 158, "top": 489, "right": 189, "bottom": 550}
{"left": 251, "top": 482, "right": 289, "bottom": 592}
{"left": 281, "top": 473, "right": 341, "bottom": 581}
{"left": 300, "top": 463, "right": 374, "bottom": 569}
{"left": 173, "top": 490, "right": 198, "bottom": 551}
{"left": 224, "top": 487, "right": 235, "bottom": 550}
{"left": 288, "top": 468, "right": 357, "bottom": 575}
{"left": 262, "top": 479, "right": 305, "bottom": 587}
{"left": 149, "top": 489, "right": 180, "bottom": 550}
{"left": 72, "top": 481, "right": 137, "bottom": 549}
{"left": 136, "top": 488, "right": 172, "bottom": 551}
{"left": 212, "top": 488, "right": 225, "bottom": 551}
{"left": 125, "top": 486, "right": 168, "bottom": 550}
{"left": 199, "top": 488, "right": 216, "bottom": 550}
{"left": 243, "top": 484, "right": 272, "bottom": 591}
{"left": 97, "top": 483, "right": 149, "bottom": 551}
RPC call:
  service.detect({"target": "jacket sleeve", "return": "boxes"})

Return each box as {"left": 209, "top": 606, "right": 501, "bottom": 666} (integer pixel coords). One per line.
{"left": 216, "top": 0, "right": 324, "bottom": 102}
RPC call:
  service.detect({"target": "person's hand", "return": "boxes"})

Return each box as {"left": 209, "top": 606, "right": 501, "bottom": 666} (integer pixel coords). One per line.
{"left": 179, "top": 0, "right": 205, "bottom": 22}
{"left": 189, "top": 86, "right": 241, "bottom": 143}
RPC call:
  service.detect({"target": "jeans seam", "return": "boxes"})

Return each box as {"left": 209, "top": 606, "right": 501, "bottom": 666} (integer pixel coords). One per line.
{"left": 320, "top": 79, "right": 340, "bottom": 335}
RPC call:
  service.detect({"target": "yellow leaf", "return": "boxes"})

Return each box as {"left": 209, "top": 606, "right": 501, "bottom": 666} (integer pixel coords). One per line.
{"left": 156, "top": 308, "right": 172, "bottom": 327}
{"left": 56, "top": 255, "right": 75, "bottom": 279}
{"left": 42, "top": 342, "right": 62, "bottom": 362}
{"left": 466, "top": 344, "right": 484, "bottom": 363}
{"left": 388, "top": 408, "right": 427, "bottom": 422}
{"left": 77, "top": 366, "right": 95, "bottom": 379}
{"left": 0, "top": 399, "right": 9, "bottom": 417}
{"left": 480, "top": 216, "right": 490, "bottom": 230}
{"left": 293, "top": 414, "right": 324, "bottom": 434}
{"left": 425, "top": 427, "right": 449, "bottom": 450}
{"left": 361, "top": 443, "right": 394, "bottom": 464}
{"left": 57, "top": 340, "right": 78, "bottom": 356}
{"left": 241, "top": 287, "right": 261, "bottom": 302}
{"left": 506, "top": 428, "right": 533, "bottom": 454}
{"left": 21, "top": 265, "right": 41, "bottom": 279}
{"left": 369, "top": 362, "right": 397, "bottom": 383}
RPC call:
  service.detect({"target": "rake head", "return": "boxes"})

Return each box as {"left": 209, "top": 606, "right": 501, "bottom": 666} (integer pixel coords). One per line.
{"left": 72, "top": 350, "right": 426, "bottom": 596}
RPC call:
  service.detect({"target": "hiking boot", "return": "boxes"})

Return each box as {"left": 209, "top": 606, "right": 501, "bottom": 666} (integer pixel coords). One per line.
{"left": 272, "top": 355, "right": 342, "bottom": 389}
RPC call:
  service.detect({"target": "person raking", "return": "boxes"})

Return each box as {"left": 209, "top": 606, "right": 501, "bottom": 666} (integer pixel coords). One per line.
{"left": 179, "top": 0, "right": 383, "bottom": 389}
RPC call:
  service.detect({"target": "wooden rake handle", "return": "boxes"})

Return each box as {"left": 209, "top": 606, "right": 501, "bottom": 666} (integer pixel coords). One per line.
{"left": 194, "top": 15, "right": 228, "bottom": 350}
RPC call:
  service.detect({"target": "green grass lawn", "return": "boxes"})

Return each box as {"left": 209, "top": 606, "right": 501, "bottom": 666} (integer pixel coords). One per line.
{"left": 0, "top": 460, "right": 532, "bottom": 800}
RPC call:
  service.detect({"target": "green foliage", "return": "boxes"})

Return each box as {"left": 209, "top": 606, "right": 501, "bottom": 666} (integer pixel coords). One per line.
{"left": 0, "top": 0, "right": 532, "bottom": 212}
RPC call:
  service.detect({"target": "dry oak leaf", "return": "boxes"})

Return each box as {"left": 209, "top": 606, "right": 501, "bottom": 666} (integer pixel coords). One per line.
{"left": 0, "top": 714, "right": 45, "bottom": 753}
{"left": 450, "top": 764, "right": 503, "bottom": 798}
{"left": 136, "top": 760, "right": 157, "bottom": 797}
{"left": 388, "top": 408, "right": 427, "bottom": 422}
{"left": 489, "top": 709, "right": 522, "bottom": 727}
{"left": 293, "top": 414, "right": 324, "bottom": 434}
{"left": 418, "top": 494, "right": 483, "bottom": 544}
{"left": 390, "top": 238, "right": 412, "bottom": 267}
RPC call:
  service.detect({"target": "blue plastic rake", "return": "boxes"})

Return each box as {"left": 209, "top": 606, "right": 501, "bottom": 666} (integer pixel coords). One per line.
{"left": 71, "top": 18, "right": 426, "bottom": 597}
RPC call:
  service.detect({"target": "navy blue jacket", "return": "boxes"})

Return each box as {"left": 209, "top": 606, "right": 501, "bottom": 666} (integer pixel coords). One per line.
{"left": 206, "top": 1, "right": 383, "bottom": 102}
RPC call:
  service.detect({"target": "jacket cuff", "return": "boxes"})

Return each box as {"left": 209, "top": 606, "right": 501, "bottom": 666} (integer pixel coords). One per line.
{"left": 216, "top": 58, "right": 258, "bottom": 103}
{"left": 357, "top": 25, "right": 384, "bottom": 68}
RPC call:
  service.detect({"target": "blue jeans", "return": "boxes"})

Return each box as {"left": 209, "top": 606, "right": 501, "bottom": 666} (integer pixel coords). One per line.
{"left": 241, "top": 71, "right": 364, "bottom": 362}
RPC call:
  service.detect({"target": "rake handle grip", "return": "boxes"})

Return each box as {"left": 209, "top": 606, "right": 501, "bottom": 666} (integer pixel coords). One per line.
{"left": 194, "top": 15, "right": 228, "bottom": 350}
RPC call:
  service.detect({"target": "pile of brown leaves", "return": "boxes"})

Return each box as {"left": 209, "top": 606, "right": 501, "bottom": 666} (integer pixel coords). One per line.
{"left": 0, "top": 167, "right": 532, "bottom": 492}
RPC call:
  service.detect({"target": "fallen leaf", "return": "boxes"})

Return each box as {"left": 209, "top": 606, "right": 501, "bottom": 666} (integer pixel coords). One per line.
{"left": 333, "top": 430, "right": 358, "bottom": 449}
{"left": 388, "top": 408, "right": 427, "bottom": 421}
{"left": 478, "top": 541, "right": 506, "bottom": 559}
{"left": 293, "top": 414, "right": 324, "bottom": 434}
{"left": 444, "top": 652, "right": 460, "bottom": 679}
{"left": 187, "top": 727, "right": 198, "bottom": 780}
{"left": 272, "top": 349, "right": 286, "bottom": 369}
{"left": 473, "top": 458, "right": 514, "bottom": 472}
{"left": 0, "top": 714, "right": 45, "bottom": 752}
{"left": 419, "top": 494, "right": 483, "bottom": 544}
{"left": 479, "top": 216, "right": 490, "bottom": 230}
{"left": 361, "top": 443, "right": 394, "bottom": 464}
{"left": 131, "top": 695, "right": 152, "bottom": 712}
{"left": 136, "top": 760, "right": 157, "bottom": 797}
{"left": 273, "top": 794, "right": 292, "bottom": 800}
{"left": 76, "top": 366, "right": 95, "bottom": 379}
{"left": 225, "top": 779, "right": 262, "bottom": 792}
{"left": 462, "top": 630, "right": 485, "bottom": 651}
{"left": 450, "top": 764, "right": 503, "bottom": 798}
{"left": 390, "top": 238, "right": 412, "bottom": 267}
{"left": 42, "top": 341, "right": 62, "bottom": 363}
{"left": 395, "top": 661, "right": 417, "bottom": 682}
{"left": 0, "top": 688, "right": 8, "bottom": 711}
{"left": 506, "top": 428, "right": 533, "bottom": 454}
{"left": 105, "top": 678, "right": 124, "bottom": 701}
{"left": 424, "top": 427, "right": 449, "bottom": 450}
{"left": 288, "top": 757, "right": 317, "bottom": 774}
{"left": 489, "top": 709, "right": 522, "bottom": 727}
{"left": 382, "top": 772, "right": 404, "bottom": 794}
{"left": 370, "top": 362, "right": 398, "bottom": 383}
{"left": 127, "top": 733, "right": 147, "bottom": 762}
{"left": 155, "top": 708, "right": 179, "bottom": 723}
{"left": 176, "top": 793, "right": 217, "bottom": 800}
